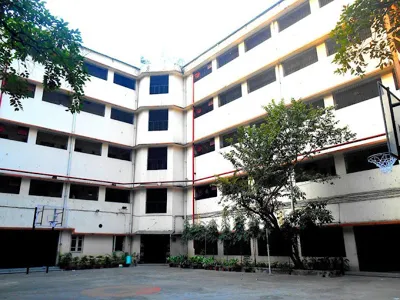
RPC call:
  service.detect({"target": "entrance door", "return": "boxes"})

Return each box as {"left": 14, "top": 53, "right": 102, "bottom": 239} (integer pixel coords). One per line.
{"left": 141, "top": 235, "right": 170, "bottom": 263}
{"left": 354, "top": 224, "right": 400, "bottom": 272}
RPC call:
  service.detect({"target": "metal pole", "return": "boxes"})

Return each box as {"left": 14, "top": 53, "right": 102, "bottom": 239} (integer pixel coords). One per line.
{"left": 27, "top": 207, "right": 38, "bottom": 275}
{"left": 266, "top": 228, "right": 271, "bottom": 275}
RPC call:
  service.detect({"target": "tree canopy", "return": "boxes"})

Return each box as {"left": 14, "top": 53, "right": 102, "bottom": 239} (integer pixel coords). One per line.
{"left": 0, "top": 0, "right": 89, "bottom": 112}
{"left": 216, "top": 99, "right": 355, "bottom": 268}
{"left": 331, "top": 0, "right": 400, "bottom": 85}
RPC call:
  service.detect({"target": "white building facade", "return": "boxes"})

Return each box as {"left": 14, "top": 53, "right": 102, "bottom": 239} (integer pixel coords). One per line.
{"left": 1, "top": 0, "right": 400, "bottom": 271}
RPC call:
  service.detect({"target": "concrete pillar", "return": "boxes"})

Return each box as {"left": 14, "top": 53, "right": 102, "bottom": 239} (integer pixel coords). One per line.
{"left": 27, "top": 128, "right": 37, "bottom": 145}
{"left": 213, "top": 95, "right": 219, "bottom": 108}
{"left": 104, "top": 105, "right": 112, "bottom": 119}
{"left": 324, "top": 94, "right": 334, "bottom": 108}
{"left": 343, "top": 226, "right": 360, "bottom": 271}
{"left": 188, "top": 240, "right": 195, "bottom": 256}
{"left": 271, "top": 21, "right": 280, "bottom": 36}
{"left": 20, "top": 178, "right": 31, "bottom": 195}
{"left": 316, "top": 43, "right": 327, "bottom": 61}
{"left": 108, "top": 69, "right": 114, "bottom": 83}
{"left": 241, "top": 82, "right": 248, "bottom": 97}
{"left": 309, "top": 0, "right": 320, "bottom": 13}
{"left": 211, "top": 59, "right": 218, "bottom": 71}
{"left": 101, "top": 143, "right": 108, "bottom": 157}
{"left": 334, "top": 153, "right": 347, "bottom": 175}
{"left": 217, "top": 241, "right": 224, "bottom": 257}
{"left": 381, "top": 72, "right": 397, "bottom": 91}
{"left": 98, "top": 186, "right": 106, "bottom": 203}
{"left": 238, "top": 42, "right": 246, "bottom": 56}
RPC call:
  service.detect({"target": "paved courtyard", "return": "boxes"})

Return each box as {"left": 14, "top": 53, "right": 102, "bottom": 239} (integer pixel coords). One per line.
{"left": 1, "top": 265, "right": 400, "bottom": 299}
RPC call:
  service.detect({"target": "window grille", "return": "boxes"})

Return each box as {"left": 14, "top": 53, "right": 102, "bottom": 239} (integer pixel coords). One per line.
{"left": 282, "top": 47, "right": 318, "bottom": 76}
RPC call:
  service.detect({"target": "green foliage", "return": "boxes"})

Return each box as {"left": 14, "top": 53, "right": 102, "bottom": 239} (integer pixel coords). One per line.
{"left": 0, "top": 0, "right": 89, "bottom": 112}
{"left": 216, "top": 99, "right": 355, "bottom": 268}
{"left": 58, "top": 252, "right": 72, "bottom": 269}
{"left": 302, "top": 257, "right": 350, "bottom": 271}
{"left": 331, "top": 0, "right": 399, "bottom": 77}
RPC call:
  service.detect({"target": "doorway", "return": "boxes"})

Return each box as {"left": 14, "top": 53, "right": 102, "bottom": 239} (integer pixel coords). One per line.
{"left": 141, "top": 235, "right": 170, "bottom": 263}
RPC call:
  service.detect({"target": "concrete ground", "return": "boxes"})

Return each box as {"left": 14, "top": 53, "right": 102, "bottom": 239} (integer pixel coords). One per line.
{"left": 1, "top": 265, "right": 400, "bottom": 300}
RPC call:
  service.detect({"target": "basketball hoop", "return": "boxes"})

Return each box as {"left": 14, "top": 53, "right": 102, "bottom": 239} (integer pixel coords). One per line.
{"left": 367, "top": 152, "right": 397, "bottom": 173}
{"left": 48, "top": 221, "right": 58, "bottom": 228}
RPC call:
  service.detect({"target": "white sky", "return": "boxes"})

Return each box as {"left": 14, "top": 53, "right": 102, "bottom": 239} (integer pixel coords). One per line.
{"left": 45, "top": 0, "right": 277, "bottom": 66}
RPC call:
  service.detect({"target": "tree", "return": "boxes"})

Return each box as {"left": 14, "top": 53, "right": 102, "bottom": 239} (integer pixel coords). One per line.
{"left": 0, "top": 0, "right": 89, "bottom": 112}
{"left": 216, "top": 99, "right": 355, "bottom": 268}
{"left": 331, "top": 0, "right": 400, "bottom": 86}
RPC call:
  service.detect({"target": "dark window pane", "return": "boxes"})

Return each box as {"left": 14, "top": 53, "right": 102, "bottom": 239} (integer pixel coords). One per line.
{"left": 146, "top": 189, "right": 167, "bottom": 213}
{"left": 194, "top": 99, "right": 213, "bottom": 118}
{"left": 108, "top": 145, "right": 132, "bottom": 161}
{"left": 195, "top": 184, "right": 217, "bottom": 200}
{"left": 70, "top": 184, "right": 99, "bottom": 201}
{"left": 319, "top": 0, "right": 334, "bottom": 8}
{"left": 110, "top": 108, "right": 134, "bottom": 124}
{"left": 217, "top": 46, "right": 239, "bottom": 68}
{"left": 150, "top": 75, "right": 169, "bottom": 94}
{"left": 223, "top": 240, "right": 251, "bottom": 256}
{"left": 258, "top": 230, "right": 291, "bottom": 256}
{"left": 0, "top": 122, "right": 29, "bottom": 143}
{"left": 84, "top": 62, "right": 108, "bottom": 80}
{"left": 220, "top": 130, "right": 238, "bottom": 148}
{"left": 194, "top": 239, "right": 218, "bottom": 255}
{"left": 282, "top": 47, "right": 318, "bottom": 76}
{"left": 113, "top": 73, "right": 136, "bottom": 90}
{"left": 344, "top": 144, "right": 397, "bottom": 173}
{"left": 105, "top": 188, "right": 130, "bottom": 203}
{"left": 333, "top": 78, "right": 380, "bottom": 110}
{"left": 278, "top": 1, "right": 311, "bottom": 32}
{"left": 306, "top": 98, "right": 325, "bottom": 108}
{"left": 193, "top": 62, "right": 212, "bottom": 83}
{"left": 29, "top": 179, "right": 63, "bottom": 197}
{"left": 194, "top": 139, "right": 215, "bottom": 157}
{"left": 27, "top": 83, "right": 36, "bottom": 98}
{"left": 245, "top": 26, "right": 271, "bottom": 52}
{"left": 42, "top": 91, "right": 71, "bottom": 108}
{"left": 219, "top": 85, "right": 242, "bottom": 107}
{"left": 147, "top": 147, "right": 168, "bottom": 170}
{"left": 36, "top": 131, "right": 68, "bottom": 150}
{"left": 0, "top": 175, "right": 21, "bottom": 194}
{"left": 149, "top": 109, "right": 168, "bottom": 131}
{"left": 295, "top": 156, "right": 336, "bottom": 182}
{"left": 81, "top": 99, "right": 105, "bottom": 117}
{"left": 247, "top": 68, "right": 276, "bottom": 93}
{"left": 74, "top": 139, "right": 102, "bottom": 156}
{"left": 325, "top": 38, "right": 339, "bottom": 56}
{"left": 114, "top": 236, "right": 124, "bottom": 251}
{"left": 301, "top": 226, "right": 345, "bottom": 257}
{"left": 70, "top": 235, "right": 84, "bottom": 252}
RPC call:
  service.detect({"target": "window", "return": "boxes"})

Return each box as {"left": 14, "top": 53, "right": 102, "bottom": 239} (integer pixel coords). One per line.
{"left": 69, "top": 184, "right": 99, "bottom": 201}
{"left": 36, "top": 131, "right": 68, "bottom": 150}
{"left": 220, "top": 130, "right": 238, "bottom": 148}
{"left": 113, "top": 73, "right": 136, "bottom": 90}
{"left": 105, "top": 188, "right": 130, "bottom": 203}
{"left": 147, "top": 147, "right": 168, "bottom": 170}
{"left": 113, "top": 236, "right": 125, "bottom": 251}
{"left": 194, "top": 99, "right": 213, "bottom": 118}
{"left": 306, "top": 98, "right": 325, "bottom": 108}
{"left": 0, "top": 122, "right": 29, "bottom": 143}
{"left": 223, "top": 240, "right": 251, "bottom": 256}
{"left": 42, "top": 91, "right": 71, "bottom": 108}
{"left": 325, "top": 38, "right": 339, "bottom": 56}
{"left": 110, "top": 108, "right": 134, "bottom": 124}
{"left": 194, "top": 240, "right": 218, "bottom": 255}
{"left": 27, "top": 83, "right": 36, "bottom": 98}
{"left": 301, "top": 227, "right": 345, "bottom": 257}
{"left": 193, "top": 62, "right": 212, "bottom": 83}
{"left": 70, "top": 235, "right": 84, "bottom": 252}
{"left": 219, "top": 84, "right": 242, "bottom": 107}
{"left": 108, "top": 145, "right": 132, "bottom": 161}
{"left": 295, "top": 156, "right": 336, "bottom": 183}
{"left": 0, "top": 175, "right": 21, "bottom": 194}
{"left": 194, "top": 138, "right": 215, "bottom": 157}
{"left": 74, "top": 139, "right": 102, "bottom": 156}
{"left": 84, "top": 62, "right": 108, "bottom": 80}
{"left": 150, "top": 75, "right": 169, "bottom": 94}
{"left": 247, "top": 68, "right": 276, "bottom": 93}
{"left": 81, "top": 99, "right": 105, "bottom": 117}
{"left": 146, "top": 189, "right": 167, "bottom": 213}
{"left": 344, "top": 144, "right": 396, "bottom": 173}
{"left": 217, "top": 46, "right": 239, "bottom": 68}
{"left": 195, "top": 184, "right": 217, "bottom": 200}
{"left": 278, "top": 1, "right": 311, "bottom": 32}
{"left": 148, "top": 109, "right": 168, "bottom": 131}
{"left": 258, "top": 230, "right": 291, "bottom": 256}
{"left": 333, "top": 78, "right": 380, "bottom": 110}
{"left": 319, "top": 0, "right": 334, "bottom": 8}
{"left": 29, "top": 179, "right": 63, "bottom": 197}
{"left": 282, "top": 47, "right": 318, "bottom": 76}
{"left": 245, "top": 26, "right": 271, "bottom": 52}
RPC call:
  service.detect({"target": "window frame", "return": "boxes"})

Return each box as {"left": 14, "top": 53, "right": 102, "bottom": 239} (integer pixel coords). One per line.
{"left": 74, "top": 138, "right": 102, "bottom": 156}
{"left": 217, "top": 46, "right": 239, "bottom": 68}
{"left": 194, "top": 99, "right": 213, "bottom": 118}
{"left": 0, "top": 122, "right": 29, "bottom": 143}
{"left": 147, "top": 147, "right": 168, "bottom": 170}
{"left": 193, "top": 62, "right": 212, "bottom": 83}
{"left": 148, "top": 109, "right": 169, "bottom": 131}
{"left": 247, "top": 67, "right": 276, "bottom": 93}
{"left": 70, "top": 235, "right": 84, "bottom": 252}
{"left": 146, "top": 188, "right": 168, "bottom": 214}
{"left": 105, "top": 188, "right": 131, "bottom": 203}
{"left": 81, "top": 99, "right": 105, "bottom": 117}
{"left": 108, "top": 145, "right": 132, "bottom": 161}
{"left": 69, "top": 184, "right": 99, "bottom": 201}
{"left": 194, "top": 138, "right": 215, "bottom": 157}
{"left": 36, "top": 131, "right": 68, "bottom": 150}
{"left": 84, "top": 61, "right": 108, "bottom": 80}
{"left": 219, "top": 84, "right": 242, "bottom": 107}
{"left": 113, "top": 73, "right": 136, "bottom": 90}
{"left": 110, "top": 108, "right": 134, "bottom": 124}
{"left": 194, "top": 184, "right": 218, "bottom": 200}
{"left": 278, "top": 1, "right": 311, "bottom": 32}
{"left": 282, "top": 47, "right": 318, "bottom": 76}
{"left": 0, "top": 175, "right": 22, "bottom": 194}
{"left": 113, "top": 236, "right": 125, "bottom": 252}
{"left": 149, "top": 75, "right": 169, "bottom": 95}
{"left": 28, "top": 179, "right": 63, "bottom": 198}
{"left": 42, "top": 91, "right": 72, "bottom": 108}
{"left": 244, "top": 26, "right": 271, "bottom": 52}
{"left": 220, "top": 130, "right": 238, "bottom": 148}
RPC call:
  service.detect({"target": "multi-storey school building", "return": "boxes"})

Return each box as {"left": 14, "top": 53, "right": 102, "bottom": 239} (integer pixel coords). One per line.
{"left": 1, "top": 0, "right": 399, "bottom": 272}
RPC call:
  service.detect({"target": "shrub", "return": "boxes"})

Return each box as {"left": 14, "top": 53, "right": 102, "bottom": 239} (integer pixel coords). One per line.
{"left": 58, "top": 253, "right": 72, "bottom": 269}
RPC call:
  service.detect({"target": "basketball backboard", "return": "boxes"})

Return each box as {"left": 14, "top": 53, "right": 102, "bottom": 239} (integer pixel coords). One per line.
{"left": 34, "top": 205, "right": 66, "bottom": 229}
{"left": 378, "top": 83, "right": 400, "bottom": 158}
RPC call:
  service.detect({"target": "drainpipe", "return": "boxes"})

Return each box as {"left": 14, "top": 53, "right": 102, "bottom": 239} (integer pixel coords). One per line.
{"left": 191, "top": 76, "right": 195, "bottom": 223}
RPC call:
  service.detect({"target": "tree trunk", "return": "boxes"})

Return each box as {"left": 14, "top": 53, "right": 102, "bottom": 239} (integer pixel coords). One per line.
{"left": 290, "top": 240, "right": 303, "bottom": 269}
{"left": 384, "top": 13, "right": 400, "bottom": 88}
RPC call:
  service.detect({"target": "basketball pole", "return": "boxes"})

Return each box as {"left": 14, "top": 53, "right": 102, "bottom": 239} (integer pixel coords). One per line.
{"left": 26, "top": 207, "right": 38, "bottom": 275}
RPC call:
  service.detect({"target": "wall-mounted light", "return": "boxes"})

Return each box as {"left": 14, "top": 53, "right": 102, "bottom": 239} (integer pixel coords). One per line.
{"left": 95, "top": 209, "right": 100, "bottom": 213}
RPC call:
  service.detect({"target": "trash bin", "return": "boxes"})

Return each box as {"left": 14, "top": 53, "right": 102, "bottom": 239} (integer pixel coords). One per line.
{"left": 125, "top": 255, "right": 132, "bottom": 267}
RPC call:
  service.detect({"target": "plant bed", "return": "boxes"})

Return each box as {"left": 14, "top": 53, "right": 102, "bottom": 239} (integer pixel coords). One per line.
{"left": 291, "top": 269, "right": 344, "bottom": 277}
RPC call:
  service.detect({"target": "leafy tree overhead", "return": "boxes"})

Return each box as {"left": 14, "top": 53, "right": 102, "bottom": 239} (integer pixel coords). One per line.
{"left": 216, "top": 100, "right": 355, "bottom": 268}
{"left": 331, "top": 0, "right": 400, "bottom": 85}
{"left": 0, "top": 0, "right": 89, "bottom": 112}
